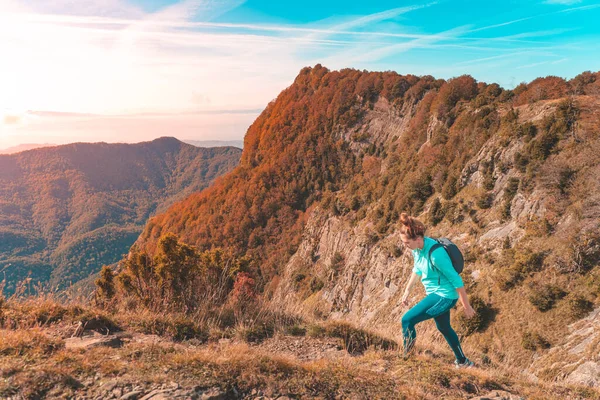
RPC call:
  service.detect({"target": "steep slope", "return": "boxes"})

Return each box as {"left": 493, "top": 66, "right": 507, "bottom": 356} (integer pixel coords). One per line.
{"left": 133, "top": 66, "right": 600, "bottom": 384}
{"left": 0, "top": 137, "right": 241, "bottom": 293}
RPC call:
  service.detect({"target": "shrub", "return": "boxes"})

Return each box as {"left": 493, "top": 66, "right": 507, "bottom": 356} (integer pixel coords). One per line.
{"left": 323, "top": 321, "right": 397, "bottom": 354}
{"left": 429, "top": 197, "right": 445, "bottom": 226}
{"left": 284, "top": 324, "right": 307, "bottom": 336}
{"left": 476, "top": 192, "right": 493, "bottom": 209}
{"left": 441, "top": 175, "right": 458, "bottom": 200}
{"left": 310, "top": 277, "right": 324, "bottom": 292}
{"left": 517, "top": 122, "right": 537, "bottom": 139}
{"left": 498, "top": 249, "right": 545, "bottom": 289}
{"left": 529, "top": 284, "right": 567, "bottom": 312}
{"left": 500, "top": 199, "right": 512, "bottom": 221}
{"left": 236, "top": 322, "right": 275, "bottom": 343}
{"left": 567, "top": 295, "right": 594, "bottom": 320}
{"left": 521, "top": 331, "right": 550, "bottom": 351}
{"left": 513, "top": 152, "right": 529, "bottom": 172}
{"left": 556, "top": 232, "right": 600, "bottom": 274}
{"left": 505, "top": 178, "right": 520, "bottom": 198}
{"left": 330, "top": 252, "right": 345, "bottom": 274}
{"left": 482, "top": 159, "right": 496, "bottom": 191}
{"left": 442, "top": 201, "right": 463, "bottom": 224}
{"left": 456, "top": 296, "right": 496, "bottom": 336}
{"left": 528, "top": 130, "right": 559, "bottom": 161}
{"left": 306, "top": 324, "right": 326, "bottom": 338}
{"left": 94, "top": 265, "right": 116, "bottom": 306}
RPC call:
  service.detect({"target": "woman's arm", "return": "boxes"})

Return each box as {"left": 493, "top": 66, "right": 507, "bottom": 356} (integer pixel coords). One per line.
{"left": 431, "top": 249, "right": 475, "bottom": 319}
{"left": 457, "top": 287, "right": 475, "bottom": 318}
{"left": 401, "top": 272, "right": 420, "bottom": 306}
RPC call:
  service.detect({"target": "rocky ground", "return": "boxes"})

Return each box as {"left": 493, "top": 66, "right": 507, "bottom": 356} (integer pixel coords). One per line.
{"left": 2, "top": 321, "right": 599, "bottom": 400}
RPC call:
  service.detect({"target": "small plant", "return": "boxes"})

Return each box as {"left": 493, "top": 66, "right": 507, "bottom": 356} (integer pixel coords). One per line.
{"left": 441, "top": 175, "right": 458, "bottom": 200}
{"left": 306, "top": 324, "right": 326, "bottom": 338}
{"left": 556, "top": 232, "right": 600, "bottom": 274}
{"left": 284, "top": 324, "right": 307, "bottom": 336}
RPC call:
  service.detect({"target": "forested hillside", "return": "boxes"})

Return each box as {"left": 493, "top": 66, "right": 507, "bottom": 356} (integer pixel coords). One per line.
{"left": 0, "top": 137, "right": 241, "bottom": 294}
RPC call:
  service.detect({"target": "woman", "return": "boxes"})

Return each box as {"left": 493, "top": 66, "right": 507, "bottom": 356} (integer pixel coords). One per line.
{"left": 399, "top": 212, "right": 476, "bottom": 368}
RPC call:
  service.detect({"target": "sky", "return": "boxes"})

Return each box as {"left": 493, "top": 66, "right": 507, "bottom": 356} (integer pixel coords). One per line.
{"left": 0, "top": 0, "right": 599, "bottom": 149}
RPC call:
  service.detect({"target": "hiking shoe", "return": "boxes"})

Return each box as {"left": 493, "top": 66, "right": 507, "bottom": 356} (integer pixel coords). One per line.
{"left": 454, "top": 358, "right": 475, "bottom": 369}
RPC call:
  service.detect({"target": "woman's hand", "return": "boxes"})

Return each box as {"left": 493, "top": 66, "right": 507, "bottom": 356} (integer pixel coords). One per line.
{"left": 463, "top": 304, "right": 476, "bottom": 319}
{"left": 401, "top": 293, "right": 410, "bottom": 307}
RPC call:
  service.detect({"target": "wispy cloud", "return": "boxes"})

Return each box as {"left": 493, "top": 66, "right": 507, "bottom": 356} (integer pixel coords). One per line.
{"left": 515, "top": 57, "right": 569, "bottom": 69}
{"left": 545, "top": 0, "right": 582, "bottom": 4}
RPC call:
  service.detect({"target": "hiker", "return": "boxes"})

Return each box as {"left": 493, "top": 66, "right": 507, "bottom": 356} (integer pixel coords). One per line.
{"left": 399, "top": 212, "right": 476, "bottom": 368}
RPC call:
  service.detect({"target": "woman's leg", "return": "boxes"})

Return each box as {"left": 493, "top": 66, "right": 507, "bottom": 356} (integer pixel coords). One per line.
{"left": 433, "top": 311, "right": 467, "bottom": 363}
{"left": 401, "top": 293, "right": 442, "bottom": 354}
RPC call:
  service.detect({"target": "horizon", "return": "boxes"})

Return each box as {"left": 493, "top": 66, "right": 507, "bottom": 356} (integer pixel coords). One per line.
{"left": 1, "top": 0, "right": 599, "bottom": 149}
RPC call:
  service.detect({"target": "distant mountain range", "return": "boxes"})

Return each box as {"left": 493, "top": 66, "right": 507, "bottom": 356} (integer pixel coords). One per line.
{"left": 0, "top": 143, "right": 57, "bottom": 154}
{"left": 184, "top": 140, "right": 243, "bottom": 149}
{"left": 0, "top": 137, "right": 241, "bottom": 294}
{"left": 0, "top": 140, "right": 243, "bottom": 156}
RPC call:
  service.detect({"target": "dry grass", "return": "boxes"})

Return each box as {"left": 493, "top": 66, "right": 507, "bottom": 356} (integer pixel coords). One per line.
{"left": 1, "top": 298, "right": 599, "bottom": 399}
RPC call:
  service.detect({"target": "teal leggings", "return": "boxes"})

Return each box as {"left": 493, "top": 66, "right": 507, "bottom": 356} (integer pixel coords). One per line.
{"left": 401, "top": 293, "right": 467, "bottom": 363}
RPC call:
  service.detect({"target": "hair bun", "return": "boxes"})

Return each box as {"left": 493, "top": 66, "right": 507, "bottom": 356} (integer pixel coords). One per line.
{"left": 399, "top": 212, "right": 426, "bottom": 239}
{"left": 399, "top": 212, "right": 411, "bottom": 226}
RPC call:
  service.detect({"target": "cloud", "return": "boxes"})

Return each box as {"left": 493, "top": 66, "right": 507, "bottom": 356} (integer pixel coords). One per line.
{"left": 544, "top": 0, "right": 582, "bottom": 4}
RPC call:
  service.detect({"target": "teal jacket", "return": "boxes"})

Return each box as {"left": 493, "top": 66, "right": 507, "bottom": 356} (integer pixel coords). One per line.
{"left": 412, "top": 236, "right": 464, "bottom": 300}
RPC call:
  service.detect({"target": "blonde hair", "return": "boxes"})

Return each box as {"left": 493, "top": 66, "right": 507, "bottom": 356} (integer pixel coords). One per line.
{"left": 399, "top": 213, "right": 426, "bottom": 239}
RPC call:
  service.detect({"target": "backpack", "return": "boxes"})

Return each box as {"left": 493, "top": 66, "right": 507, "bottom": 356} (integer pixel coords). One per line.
{"left": 427, "top": 238, "right": 464, "bottom": 284}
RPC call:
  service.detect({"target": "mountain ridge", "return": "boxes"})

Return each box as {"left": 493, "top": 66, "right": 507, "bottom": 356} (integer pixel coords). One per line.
{"left": 124, "top": 66, "right": 600, "bottom": 387}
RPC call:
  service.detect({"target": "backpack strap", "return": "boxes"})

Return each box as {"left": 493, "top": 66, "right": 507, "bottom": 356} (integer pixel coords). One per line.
{"left": 428, "top": 242, "right": 443, "bottom": 285}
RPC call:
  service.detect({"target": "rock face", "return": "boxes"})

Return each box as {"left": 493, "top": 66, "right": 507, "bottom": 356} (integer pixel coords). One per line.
{"left": 272, "top": 208, "right": 411, "bottom": 327}
{"left": 529, "top": 307, "right": 600, "bottom": 388}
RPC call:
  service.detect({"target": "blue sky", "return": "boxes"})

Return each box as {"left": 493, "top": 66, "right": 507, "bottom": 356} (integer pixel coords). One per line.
{"left": 1, "top": 0, "right": 599, "bottom": 148}
{"left": 126, "top": 0, "right": 600, "bottom": 87}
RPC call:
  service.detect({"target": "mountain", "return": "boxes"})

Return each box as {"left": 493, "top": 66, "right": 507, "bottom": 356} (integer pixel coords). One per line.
{"left": 129, "top": 66, "right": 600, "bottom": 387}
{"left": 0, "top": 137, "right": 241, "bottom": 294}
{"left": 0, "top": 143, "right": 56, "bottom": 154}
{"left": 184, "top": 139, "right": 244, "bottom": 149}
